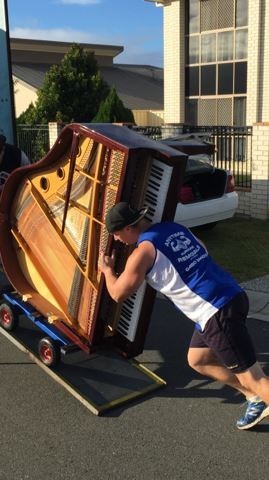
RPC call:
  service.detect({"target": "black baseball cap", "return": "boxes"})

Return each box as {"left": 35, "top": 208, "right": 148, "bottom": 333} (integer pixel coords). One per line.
{"left": 105, "top": 202, "right": 148, "bottom": 234}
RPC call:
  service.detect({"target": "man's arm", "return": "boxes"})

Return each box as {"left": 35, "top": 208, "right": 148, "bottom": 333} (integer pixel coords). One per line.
{"left": 99, "top": 241, "right": 155, "bottom": 303}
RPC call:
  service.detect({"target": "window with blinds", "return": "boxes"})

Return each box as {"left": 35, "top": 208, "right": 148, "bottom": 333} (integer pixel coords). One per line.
{"left": 185, "top": 0, "right": 248, "bottom": 125}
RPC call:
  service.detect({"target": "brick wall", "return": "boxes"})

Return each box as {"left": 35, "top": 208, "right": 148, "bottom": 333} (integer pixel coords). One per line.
{"left": 237, "top": 123, "right": 269, "bottom": 219}
{"left": 247, "top": 0, "right": 269, "bottom": 125}
{"left": 49, "top": 122, "right": 62, "bottom": 149}
{"left": 163, "top": 0, "right": 185, "bottom": 124}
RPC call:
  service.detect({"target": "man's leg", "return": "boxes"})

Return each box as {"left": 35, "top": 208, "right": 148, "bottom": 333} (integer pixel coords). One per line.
{"left": 188, "top": 347, "right": 269, "bottom": 430}
{"left": 235, "top": 362, "right": 269, "bottom": 404}
{"left": 233, "top": 363, "right": 269, "bottom": 429}
{"left": 187, "top": 346, "right": 254, "bottom": 398}
{"left": 188, "top": 293, "right": 269, "bottom": 429}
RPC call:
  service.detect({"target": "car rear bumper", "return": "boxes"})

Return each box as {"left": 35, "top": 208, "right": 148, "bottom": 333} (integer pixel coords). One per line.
{"left": 174, "top": 191, "right": 238, "bottom": 228}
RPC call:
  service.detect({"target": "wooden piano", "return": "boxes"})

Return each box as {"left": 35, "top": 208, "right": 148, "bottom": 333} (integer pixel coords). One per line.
{"left": 0, "top": 123, "right": 187, "bottom": 357}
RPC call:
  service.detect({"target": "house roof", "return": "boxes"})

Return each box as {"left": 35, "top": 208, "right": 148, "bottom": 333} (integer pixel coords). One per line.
{"left": 12, "top": 63, "right": 164, "bottom": 110}
{"left": 11, "top": 38, "right": 164, "bottom": 111}
{"left": 12, "top": 63, "right": 48, "bottom": 89}
{"left": 10, "top": 38, "right": 123, "bottom": 64}
{"left": 101, "top": 65, "right": 163, "bottom": 109}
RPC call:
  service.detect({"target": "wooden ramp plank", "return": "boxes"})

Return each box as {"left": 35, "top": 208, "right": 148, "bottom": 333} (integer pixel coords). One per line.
{"left": 0, "top": 313, "right": 166, "bottom": 415}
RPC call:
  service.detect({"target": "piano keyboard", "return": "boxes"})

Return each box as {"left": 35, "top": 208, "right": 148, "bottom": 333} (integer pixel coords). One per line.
{"left": 116, "top": 158, "right": 173, "bottom": 342}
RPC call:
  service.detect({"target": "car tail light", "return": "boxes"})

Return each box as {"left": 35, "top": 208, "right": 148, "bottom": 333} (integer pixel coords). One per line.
{"left": 178, "top": 185, "right": 195, "bottom": 203}
{"left": 225, "top": 172, "right": 235, "bottom": 193}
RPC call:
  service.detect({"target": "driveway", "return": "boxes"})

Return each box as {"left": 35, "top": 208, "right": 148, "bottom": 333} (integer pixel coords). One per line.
{"left": 1, "top": 295, "right": 269, "bottom": 480}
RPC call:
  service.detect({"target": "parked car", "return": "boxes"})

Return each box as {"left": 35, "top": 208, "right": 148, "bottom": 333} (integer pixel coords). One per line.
{"left": 160, "top": 135, "right": 238, "bottom": 229}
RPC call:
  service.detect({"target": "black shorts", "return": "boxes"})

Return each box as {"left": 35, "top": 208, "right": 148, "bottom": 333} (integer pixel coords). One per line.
{"left": 189, "top": 291, "right": 257, "bottom": 373}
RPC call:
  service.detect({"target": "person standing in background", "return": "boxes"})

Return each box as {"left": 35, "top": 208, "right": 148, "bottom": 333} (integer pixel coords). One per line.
{"left": 0, "top": 134, "right": 30, "bottom": 195}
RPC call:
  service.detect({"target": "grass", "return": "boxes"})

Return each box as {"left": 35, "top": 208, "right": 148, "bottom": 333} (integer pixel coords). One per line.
{"left": 192, "top": 216, "right": 269, "bottom": 283}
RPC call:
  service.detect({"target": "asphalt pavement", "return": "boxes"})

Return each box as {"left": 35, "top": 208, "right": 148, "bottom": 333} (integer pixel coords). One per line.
{"left": 1, "top": 279, "right": 269, "bottom": 480}
{"left": 241, "top": 274, "right": 269, "bottom": 322}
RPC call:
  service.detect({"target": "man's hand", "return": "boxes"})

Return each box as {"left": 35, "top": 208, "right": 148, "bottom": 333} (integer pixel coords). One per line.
{"left": 99, "top": 250, "right": 116, "bottom": 274}
{"left": 98, "top": 241, "right": 155, "bottom": 303}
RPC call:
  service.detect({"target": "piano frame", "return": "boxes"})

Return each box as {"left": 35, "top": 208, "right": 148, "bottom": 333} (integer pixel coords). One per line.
{"left": 0, "top": 123, "right": 187, "bottom": 362}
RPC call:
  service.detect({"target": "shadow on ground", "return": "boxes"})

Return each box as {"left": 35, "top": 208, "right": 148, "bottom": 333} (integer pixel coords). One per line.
{"left": 2, "top": 294, "right": 269, "bottom": 419}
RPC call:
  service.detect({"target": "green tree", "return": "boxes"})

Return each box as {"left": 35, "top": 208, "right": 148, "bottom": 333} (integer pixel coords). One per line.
{"left": 93, "top": 86, "right": 134, "bottom": 123}
{"left": 17, "top": 44, "right": 112, "bottom": 124}
{"left": 18, "top": 102, "right": 37, "bottom": 124}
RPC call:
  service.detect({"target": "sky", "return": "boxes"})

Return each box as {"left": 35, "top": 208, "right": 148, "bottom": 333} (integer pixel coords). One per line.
{"left": 6, "top": 0, "right": 164, "bottom": 67}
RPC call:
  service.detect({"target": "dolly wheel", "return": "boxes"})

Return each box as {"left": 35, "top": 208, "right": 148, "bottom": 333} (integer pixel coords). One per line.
{"left": 0, "top": 303, "right": 19, "bottom": 331}
{"left": 38, "top": 337, "right": 61, "bottom": 367}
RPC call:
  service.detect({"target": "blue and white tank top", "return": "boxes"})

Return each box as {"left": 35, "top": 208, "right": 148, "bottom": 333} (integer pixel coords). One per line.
{"left": 137, "top": 222, "right": 243, "bottom": 330}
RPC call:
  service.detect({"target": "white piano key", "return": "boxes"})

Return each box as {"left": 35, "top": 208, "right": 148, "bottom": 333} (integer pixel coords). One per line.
{"left": 116, "top": 159, "right": 173, "bottom": 341}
